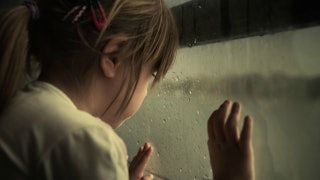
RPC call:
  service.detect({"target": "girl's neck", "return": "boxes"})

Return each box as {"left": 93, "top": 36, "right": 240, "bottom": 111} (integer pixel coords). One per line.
{"left": 39, "top": 74, "right": 102, "bottom": 118}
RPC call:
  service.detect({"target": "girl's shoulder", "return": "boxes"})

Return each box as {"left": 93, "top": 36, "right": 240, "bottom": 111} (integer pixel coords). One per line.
{"left": 0, "top": 81, "right": 127, "bottom": 177}
{"left": 1, "top": 80, "right": 112, "bottom": 136}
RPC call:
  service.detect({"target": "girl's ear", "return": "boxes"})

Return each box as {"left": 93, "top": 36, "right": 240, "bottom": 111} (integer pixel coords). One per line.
{"left": 100, "top": 36, "right": 128, "bottom": 78}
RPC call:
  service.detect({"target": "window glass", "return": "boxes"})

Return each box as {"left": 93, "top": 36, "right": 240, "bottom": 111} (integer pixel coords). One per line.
{"left": 117, "top": 26, "right": 320, "bottom": 180}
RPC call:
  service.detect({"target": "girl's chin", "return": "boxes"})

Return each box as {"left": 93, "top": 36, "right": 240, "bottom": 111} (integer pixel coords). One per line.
{"left": 103, "top": 115, "right": 132, "bottom": 129}
{"left": 116, "top": 115, "right": 132, "bottom": 128}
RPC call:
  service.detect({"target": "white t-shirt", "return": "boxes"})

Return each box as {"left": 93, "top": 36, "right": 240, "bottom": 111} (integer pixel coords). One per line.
{"left": 0, "top": 81, "right": 129, "bottom": 179}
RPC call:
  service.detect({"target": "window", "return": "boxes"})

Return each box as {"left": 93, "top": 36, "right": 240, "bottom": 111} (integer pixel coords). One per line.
{"left": 117, "top": 26, "right": 320, "bottom": 180}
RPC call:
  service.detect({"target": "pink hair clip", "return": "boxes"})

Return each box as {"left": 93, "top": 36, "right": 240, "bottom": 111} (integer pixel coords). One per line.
{"left": 62, "top": 5, "right": 87, "bottom": 24}
{"left": 62, "top": 5, "right": 81, "bottom": 21}
{"left": 89, "top": 0, "right": 108, "bottom": 31}
{"left": 72, "top": 6, "right": 87, "bottom": 24}
{"left": 62, "top": 0, "right": 108, "bottom": 31}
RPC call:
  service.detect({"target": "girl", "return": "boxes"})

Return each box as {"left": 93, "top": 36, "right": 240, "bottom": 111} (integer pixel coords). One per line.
{"left": 0, "top": 0, "right": 255, "bottom": 179}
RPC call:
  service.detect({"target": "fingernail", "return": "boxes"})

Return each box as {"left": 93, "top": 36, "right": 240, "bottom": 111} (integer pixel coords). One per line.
{"left": 224, "top": 100, "right": 230, "bottom": 105}
{"left": 144, "top": 142, "right": 150, "bottom": 149}
{"left": 233, "top": 102, "right": 240, "bottom": 108}
{"left": 245, "top": 115, "right": 252, "bottom": 121}
{"left": 148, "top": 146, "right": 153, "bottom": 152}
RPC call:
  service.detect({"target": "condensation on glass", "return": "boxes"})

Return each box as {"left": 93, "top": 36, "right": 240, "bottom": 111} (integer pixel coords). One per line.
{"left": 117, "top": 26, "right": 320, "bottom": 180}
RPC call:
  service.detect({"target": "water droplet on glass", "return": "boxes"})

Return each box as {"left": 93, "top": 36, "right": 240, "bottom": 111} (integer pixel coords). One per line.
{"left": 179, "top": 168, "right": 183, "bottom": 173}
{"left": 162, "top": 119, "right": 167, "bottom": 124}
{"left": 193, "top": 38, "right": 197, "bottom": 45}
{"left": 203, "top": 174, "right": 209, "bottom": 179}
{"left": 187, "top": 43, "right": 194, "bottom": 47}
{"left": 157, "top": 152, "right": 160, "bottom": 157}
{"left": 189, "top": 90, "right": 192, "bottom": 95}
{"left": 197, "top": 110, "right": 200, "bottom": 115}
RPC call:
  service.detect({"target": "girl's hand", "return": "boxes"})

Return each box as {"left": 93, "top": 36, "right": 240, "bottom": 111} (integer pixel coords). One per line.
{"left": 129, "top": 143, "right": 154, "bottom": 180}
{"left": 207, "top": 101, "right": 255, "bottom": 180}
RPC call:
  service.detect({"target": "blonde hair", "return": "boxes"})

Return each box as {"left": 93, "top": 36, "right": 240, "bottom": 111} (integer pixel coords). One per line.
{"left": 0, "top": 7, "right": 30, "bottom": 111}
{"left": 0, "top": 0, "right": 179, "bottom": 115}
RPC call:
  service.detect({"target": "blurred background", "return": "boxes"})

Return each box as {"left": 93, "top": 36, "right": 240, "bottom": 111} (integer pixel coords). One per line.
{"left": 1, "top": 0, "right": 319, "bottom": 179}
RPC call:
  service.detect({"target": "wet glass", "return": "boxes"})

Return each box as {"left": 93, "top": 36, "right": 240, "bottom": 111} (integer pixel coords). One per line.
{"left": 117, "top": 26, "right": 320, "bottom": 180}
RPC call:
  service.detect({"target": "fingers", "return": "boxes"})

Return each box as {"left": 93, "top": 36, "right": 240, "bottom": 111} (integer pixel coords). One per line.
{"left": 225, "top": 102, "right": 241, "bottom": 143}
{"left": 132, "top": 143, "right": 151, "bottom": 165}
{"left": 208, "top": 101, "right": 252, "bottom": 146}
{"left": 129, "top": 142, "right": 153, "bottom": 179}
{"left": 207, "top": 101, "right": 255, "bottom": 180}
{"left": 240, "top": 116, "right": 253, "bottom": 148}
{"left": 212, "top": 100, "right": 231, "bottom": 142}
{"left": 207, "top": 110, "right": 216, "bottom": 141}
{"left": 207, "top": 140, "right": 214, "bottom": 167}
{"left": 138, "top": 143, "right": 153, "bottom": 169}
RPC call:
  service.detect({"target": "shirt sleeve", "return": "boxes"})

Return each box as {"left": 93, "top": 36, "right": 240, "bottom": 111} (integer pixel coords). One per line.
{"left": 36, "top": 127, "right": 129, "bottom": 180}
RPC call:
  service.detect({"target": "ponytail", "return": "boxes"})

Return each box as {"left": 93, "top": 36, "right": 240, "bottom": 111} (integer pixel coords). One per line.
{"left": 0, "top": 6, "right": 31, "bottom": 111}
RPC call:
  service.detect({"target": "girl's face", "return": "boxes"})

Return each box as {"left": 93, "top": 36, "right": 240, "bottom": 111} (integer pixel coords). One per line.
{"left": 120, "top": 62, "right": 154, "bottom": 122}
{"left": 102, "top": 62, "right": 155, "bottom": 128}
